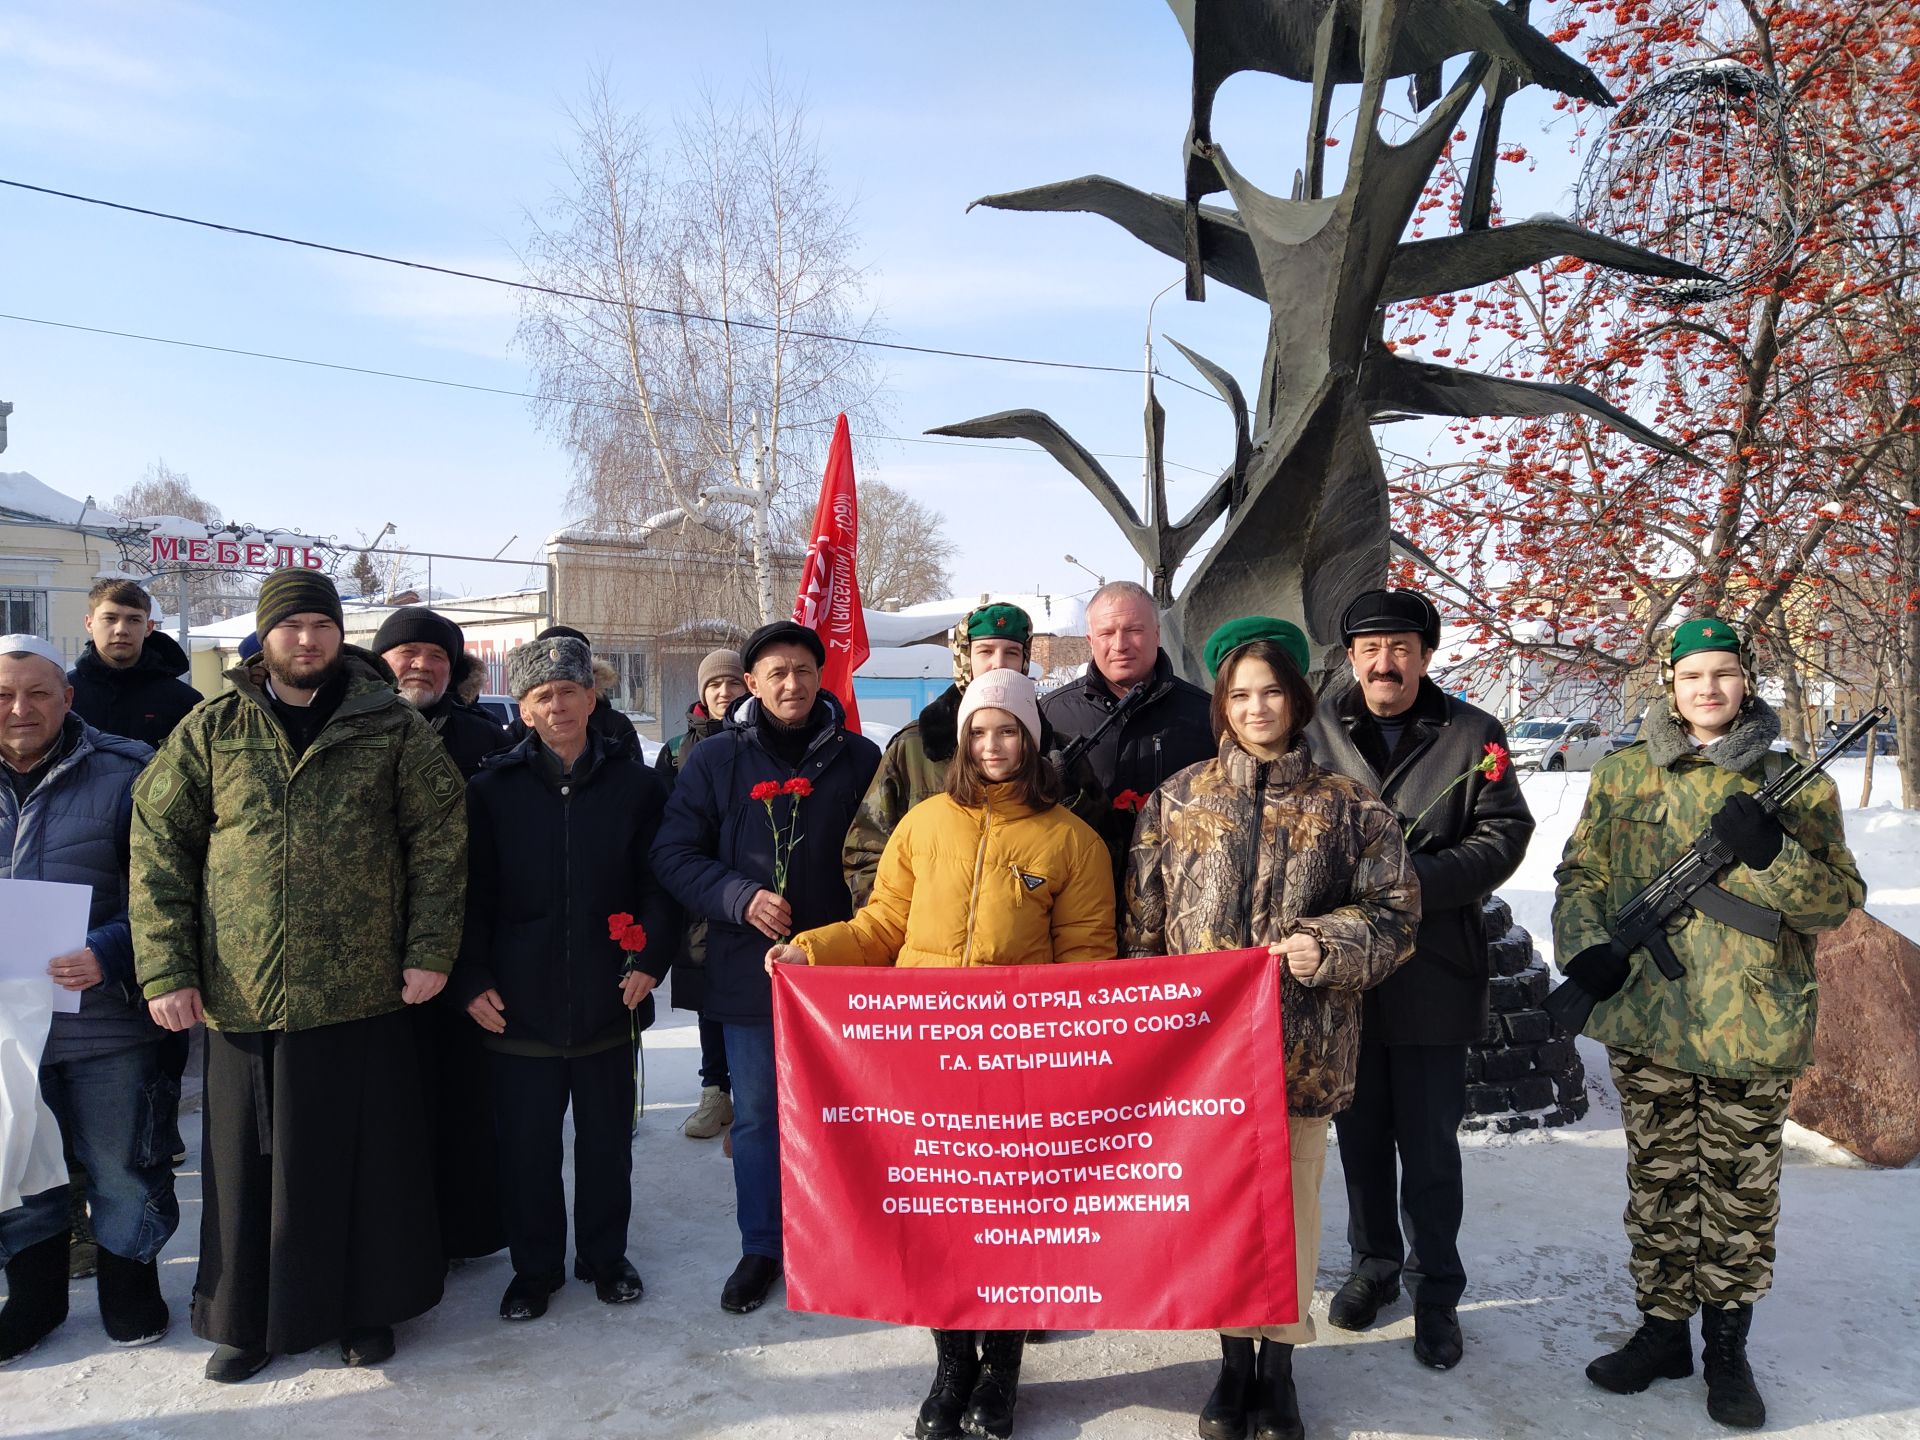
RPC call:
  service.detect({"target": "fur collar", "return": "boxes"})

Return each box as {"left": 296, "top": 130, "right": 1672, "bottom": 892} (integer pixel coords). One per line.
{"left": 919, "top": 684, "right": 964, "bottom": 764}
{"left": 1644, "top": 695, "right": 1780, "bottom": 774}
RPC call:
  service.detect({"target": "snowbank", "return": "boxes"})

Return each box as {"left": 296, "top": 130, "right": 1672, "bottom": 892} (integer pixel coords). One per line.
{"left": 3, "top": 762, "right": 1915, "bottom": 1437}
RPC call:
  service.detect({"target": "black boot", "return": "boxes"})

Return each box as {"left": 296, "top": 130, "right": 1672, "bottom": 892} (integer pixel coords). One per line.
{"left": 961, "top": 1329, "right": 1024, "bottom": 1438}
{"left": 204, "top": 1343, "right": 273, "bottom": 1383}
{"left": 1701, "top": 1304, "right": 1766, "bottom": 1429}
{"left": 1251, "top": 1340, "right": 1304, "bottom": 1440}
{"left": 0, "top": 1233, "right": 71, "bottom": 1365}
{"left": 1585, "top": 1313, "right": 1693, "bottom": 1394}
{"left": 1198, "top": 1335, "right": 1256, "bottom": 1440}
{"left": 96, "top": 1248, "right": 169, "bottom": 1347}
{"left": 916, "top": 1329, "right": 979, "bottom": 1439}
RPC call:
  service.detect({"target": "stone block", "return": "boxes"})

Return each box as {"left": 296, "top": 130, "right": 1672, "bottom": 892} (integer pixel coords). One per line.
{"left": 1465, "top": 1083, "right": 1510, "bottom": 1116}
{"left": 1488, "top": 928, "right": 1535, "bottom": 977}
{"left": 1788, "top": 909, "right": 1920, "bottom": 1167}
{"left": 1532, "top": 1036, "right": 1577, "bottom": 1074}
{"left": 1503, "top": 1008, "right": 1554, "bottom": 1045}
{"left": 1508, "top": 1076, "right": 1555, "bottom": 1111}
{"left": 1481, "top": 1047, "right": 1536, "bottom": 1083}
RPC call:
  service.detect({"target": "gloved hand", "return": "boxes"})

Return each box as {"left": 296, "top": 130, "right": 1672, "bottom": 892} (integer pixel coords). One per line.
{"left": 1559, "top": 942, "right": 1631, "bottom": 1003}
{"left": 1710, "top": 792, "right": 1785, "bottom": 870}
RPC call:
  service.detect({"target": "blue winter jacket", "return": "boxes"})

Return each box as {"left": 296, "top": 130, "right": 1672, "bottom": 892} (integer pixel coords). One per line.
{"left": 1, "top": 715, "right": 155, "bottom": 1062}
{"left": 653, "top": 692, "right": 880, "bottom": 1025}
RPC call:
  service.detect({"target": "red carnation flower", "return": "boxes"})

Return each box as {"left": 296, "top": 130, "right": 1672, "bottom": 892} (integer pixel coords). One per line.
{"left": 782, "top": 777, "right": 814, "bottom": 797}
{"left": 1113, "top": 789, "right": 1147, "bottom": 813}
{"left": 607, "top": 912, "right": 635, "bottom": 942}
{"left": 1482, "top": 742, "right": 1511, "bottom": 783}
{"left": 750, "top": 780, "right": 782, "bottom": 801}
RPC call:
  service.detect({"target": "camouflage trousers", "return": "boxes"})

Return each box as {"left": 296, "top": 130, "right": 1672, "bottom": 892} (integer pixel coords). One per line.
{"left": 1609, "top": 1049, "right": 1792, "bottom": 1319}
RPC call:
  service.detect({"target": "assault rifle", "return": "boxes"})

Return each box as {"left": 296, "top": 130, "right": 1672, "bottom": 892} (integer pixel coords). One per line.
{"left": 1543, "top": 704, "right": 1886, "bottom": 1036}
{"left": 1050, "top": 681, "right": 1151, "bottom": 779}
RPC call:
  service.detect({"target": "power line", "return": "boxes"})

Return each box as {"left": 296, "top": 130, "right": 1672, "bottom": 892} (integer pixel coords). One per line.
{"left": 1, "top": 176, "right": 1165, "bottom": 379}
{"left": 0, "top": 309, "right": 1220, "bottom": 477}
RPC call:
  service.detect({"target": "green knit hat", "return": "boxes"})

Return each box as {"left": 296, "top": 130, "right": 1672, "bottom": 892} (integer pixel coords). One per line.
{"left": 1203, "top": 616, "right": 1311, "bottom": 680}
{"left": 1669, "top": 617, "right": 1743, "bottom": 665}
{"left": 256, "top": 567, "right": 343, "bottom": 637}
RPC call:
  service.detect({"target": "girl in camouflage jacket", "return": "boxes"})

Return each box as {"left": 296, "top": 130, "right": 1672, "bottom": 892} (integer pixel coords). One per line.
{"left": 1552, "top": 618, "right": 1864, "bottom": 1428}
{"left": 1124, "top": 620, "right": 1420, "bottom": 1440}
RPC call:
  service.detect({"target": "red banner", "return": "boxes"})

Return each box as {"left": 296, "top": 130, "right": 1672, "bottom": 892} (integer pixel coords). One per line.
{"left": 774, "top": 948, "right": 1295, "bottom": 1331}
{"left": 792, "top": 413, "right": 870, "bottom": 733}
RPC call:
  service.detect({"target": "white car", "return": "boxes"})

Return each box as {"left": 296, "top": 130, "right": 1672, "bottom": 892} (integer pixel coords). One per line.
{"left": 1508, "top": 718, "right": 1611, "bottom": 772}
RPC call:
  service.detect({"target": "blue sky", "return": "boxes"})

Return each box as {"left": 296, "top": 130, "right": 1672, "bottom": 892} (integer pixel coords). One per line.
{"left": 0, "top": 0, "right": 1585, "bottom": 604}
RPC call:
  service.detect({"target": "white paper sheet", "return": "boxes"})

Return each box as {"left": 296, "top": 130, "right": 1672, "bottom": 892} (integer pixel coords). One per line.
{"left": 0, "top": 877, "right": 94, "bottom": 1015}
{"left": 0, "top": 976, "right": 68, "bottom": 1211}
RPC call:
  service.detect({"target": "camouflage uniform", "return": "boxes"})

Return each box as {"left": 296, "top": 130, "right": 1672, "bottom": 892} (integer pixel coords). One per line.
{"left": 132, "top": 648, "right": 469, "bottom": 1029}
{"left": 1553, "top": 697, "right": 1862, "bottom": 1317}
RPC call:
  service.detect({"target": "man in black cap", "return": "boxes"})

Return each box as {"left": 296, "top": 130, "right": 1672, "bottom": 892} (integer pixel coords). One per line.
{"left": 375, "top": 606, "right": 510, "bottom": 781}
{"left": 373, "top": 606, "right": 511, "bottom": 1267}
{"left": 132, "top": 566, "right": 466, "bottom": 1382}
{"left": 1306, "top": 587, "right": 1534, "bottom": 1372}
{"left": 654, "top": 619, "right": 880, "bottom": 1315}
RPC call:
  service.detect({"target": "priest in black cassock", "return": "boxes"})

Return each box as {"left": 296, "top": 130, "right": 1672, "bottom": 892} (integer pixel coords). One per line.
{"left": 132, "top": 569, "right": 469, "bottom": 1382}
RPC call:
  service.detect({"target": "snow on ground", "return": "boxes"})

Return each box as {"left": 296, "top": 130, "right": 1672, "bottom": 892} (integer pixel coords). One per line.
{"left": 5, "top": 760, "right": 1919, "bottom": 1439}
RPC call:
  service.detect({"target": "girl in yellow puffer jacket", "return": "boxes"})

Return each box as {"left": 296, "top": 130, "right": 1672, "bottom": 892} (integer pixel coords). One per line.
{"left": 766, "top": 668, "right": 1115, "bottom": 1440}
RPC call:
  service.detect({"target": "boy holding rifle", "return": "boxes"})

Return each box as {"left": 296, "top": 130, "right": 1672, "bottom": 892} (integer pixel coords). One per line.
{"left": 1550, "top": 619, "right": 1864, "bottom": 1430}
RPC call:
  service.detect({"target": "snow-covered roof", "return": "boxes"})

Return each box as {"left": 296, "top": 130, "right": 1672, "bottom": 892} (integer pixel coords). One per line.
{"left": 855, "top": 644, "right": 953, "bottom": 680}
{"left": 897, "top": 592, "right": 1090, "bottom": 638}
{"left": 0, "top": 471, "right": 123, "bottom": 527}
{"left": 864, "top": 607, "right": 964, "bottom": 648}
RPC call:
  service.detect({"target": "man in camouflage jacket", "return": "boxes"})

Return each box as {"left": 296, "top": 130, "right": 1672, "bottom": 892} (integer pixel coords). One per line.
{"left": 1552, "top": 618, "right": 1863, "bottom": 1428}
{"left": 132, "top": 568, "right": 466, "bottom": 1382}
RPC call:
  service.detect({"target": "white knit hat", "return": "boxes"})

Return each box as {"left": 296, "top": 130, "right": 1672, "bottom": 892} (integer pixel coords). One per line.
{"left": 956, "top": 669, "right": 1042, "bottom": 752}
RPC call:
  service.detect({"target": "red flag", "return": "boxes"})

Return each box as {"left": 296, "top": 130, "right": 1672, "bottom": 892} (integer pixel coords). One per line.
{"left": 792, "top": 414, "right": 870, "bottom": 732}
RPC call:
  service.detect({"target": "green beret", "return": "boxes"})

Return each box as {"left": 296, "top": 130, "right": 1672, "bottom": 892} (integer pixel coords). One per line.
{"left": 1670, "top": 617, "right": 1743, "bottom": 664}
{"left": 1203, "top": 616, "right": 1311, "bottom": 680}
{"left": 965, "top": 603, "right": 1033, "bottom": 648}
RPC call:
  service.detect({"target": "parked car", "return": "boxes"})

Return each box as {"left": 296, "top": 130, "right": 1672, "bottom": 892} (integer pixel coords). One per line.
{"left": 1608, "top": 713, "right": 1645, "bottom": 753}
{"left": 473, "top": 693, "right": 516, "bottom": 730}
{"left": 1509, "top": 717, "right": 1612, "bottom": 771}
{"left": 1823, "top": 715, "right": 1899, "bottom": 758}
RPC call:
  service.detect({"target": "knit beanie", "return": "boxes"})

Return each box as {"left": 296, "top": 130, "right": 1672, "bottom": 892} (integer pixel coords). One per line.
{"left": 507, "top": 635, "right": 594, "bottom": 698}
{"left": 955, "top": 669, "right": 1043, "bottom": 752}
{"left": 698, "top": 649, "right": 744, "bottom": 692}
{"left": 372, "top": 606, "right": 464, "bottom": 667}
{"left": 256, "top": 567, "right": 343, "bottom": 636}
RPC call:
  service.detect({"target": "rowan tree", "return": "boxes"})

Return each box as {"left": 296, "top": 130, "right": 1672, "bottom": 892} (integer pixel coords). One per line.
{"left": 1382, "top": 0, "right": 1920, "bottom": 793}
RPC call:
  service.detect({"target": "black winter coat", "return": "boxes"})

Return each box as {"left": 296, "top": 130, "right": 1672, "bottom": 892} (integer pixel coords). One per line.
{"left": 1039, "top": 650, "right": 1216, "bottom": 886}
{"left": 68, "top": 633, "right": 201, "bottom": 749}
{"left": 1306, "top": 678, "right": 1535, "bottom": 1046}
{"left": 421, "top": 693, "right": 514, "bottom": 780}
{"left": 653, "top": 691, "right": 880, "bottom": 1026}
{"left": 452, "top": 732, "right": 680, "bottom": 1053}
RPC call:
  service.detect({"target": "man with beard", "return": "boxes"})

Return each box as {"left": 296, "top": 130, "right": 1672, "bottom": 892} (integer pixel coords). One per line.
{"left": 375, "top": 606, "right": 511, "bottom": 780}
{"left": 132, "top": 568, "right": 467, "bottom": 1383}
{"left": 373, "top": 606, "right": 511, "bottom": 1265}
{"left": 1306, "top": 588, "right": 1534, "bottom": 1372}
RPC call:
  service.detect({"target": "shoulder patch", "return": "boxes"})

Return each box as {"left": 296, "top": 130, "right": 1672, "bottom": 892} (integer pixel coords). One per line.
{"left": 412, "top": 741, "right": 464, "bottom": 807}
{"left": 134, "top": 759, "right": 191, "bottom": 820}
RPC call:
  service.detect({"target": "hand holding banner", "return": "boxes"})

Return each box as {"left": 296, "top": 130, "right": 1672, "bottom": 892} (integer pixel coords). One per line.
{"left": 774, "top": 948, "right": 1294, "bottom": 1331}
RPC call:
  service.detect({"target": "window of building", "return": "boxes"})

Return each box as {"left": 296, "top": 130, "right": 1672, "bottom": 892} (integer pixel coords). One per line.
{"left": 0, "top": 588, "right": 49, "bottom": 637}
